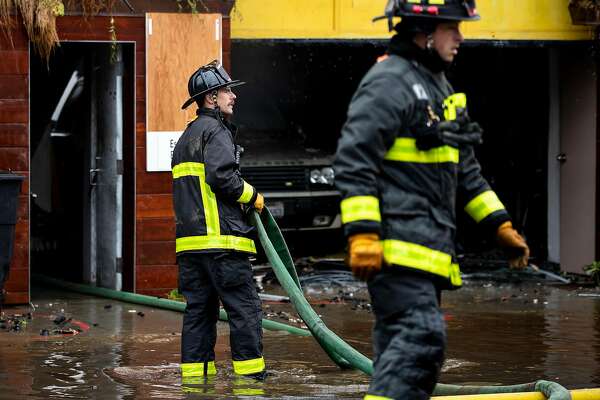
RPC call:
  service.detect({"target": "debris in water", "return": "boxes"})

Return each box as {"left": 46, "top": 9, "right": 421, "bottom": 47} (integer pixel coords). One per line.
{"left": 0, "top": 314, "right": 28, "bottom": 332}
{"left": 137, "top": 311, "right": 145, "bottom": 317}
{"left": 104, "top": 304, "right": 112, "bottom": 309}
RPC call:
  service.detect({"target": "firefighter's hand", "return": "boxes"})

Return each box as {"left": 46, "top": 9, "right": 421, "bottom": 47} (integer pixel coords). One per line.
{"left": 496, "top": 221, "right": 530, "bottom": 269}
{"left": 254, "top": 193, "right": 265, "bottom": 213}
{"left": 416, "top": 120, "right": 482, "bottom": 150}
{"left": 443, "top": 121, "right": 483, "bottom": 147}
{"left": 348, "top": 233, "right": 383, "bottom": 281}
{"left": 416, "top": 121, "right": 460, "bottom": 150}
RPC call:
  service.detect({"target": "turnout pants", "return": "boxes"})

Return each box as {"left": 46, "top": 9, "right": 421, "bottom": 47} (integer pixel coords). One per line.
{"left": 365, "top": 268, "right": 447, "bottom": 400}
{"left": 178, "top": 252, "right": 264, "bottom": 378}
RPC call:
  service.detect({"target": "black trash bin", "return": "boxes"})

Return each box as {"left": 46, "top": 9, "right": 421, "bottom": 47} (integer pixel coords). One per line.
{"left": 0, "top": 172, "right": 24, "bottom": 308}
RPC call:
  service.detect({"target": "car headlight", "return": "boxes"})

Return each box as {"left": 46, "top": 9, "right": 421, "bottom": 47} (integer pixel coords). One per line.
{"left": 321, "top": 167, "right": 335, "bottom": 185}
{"left": 310, "top": 167, "right": 335, "bottom": 186}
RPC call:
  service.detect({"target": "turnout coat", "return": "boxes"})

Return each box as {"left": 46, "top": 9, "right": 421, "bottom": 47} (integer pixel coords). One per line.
{"left": 334, "top": 52, "right": 510, "bottom": 289}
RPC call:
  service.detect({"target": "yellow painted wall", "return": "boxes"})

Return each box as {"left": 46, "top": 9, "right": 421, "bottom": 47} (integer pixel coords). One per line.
{"left": 231, "top": 0, "right": 593, "bottom": 40}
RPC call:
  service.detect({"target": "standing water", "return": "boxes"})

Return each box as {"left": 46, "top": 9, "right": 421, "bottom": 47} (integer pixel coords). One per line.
{"left": 0, "top": 278, "right": 598, "bottom": 399}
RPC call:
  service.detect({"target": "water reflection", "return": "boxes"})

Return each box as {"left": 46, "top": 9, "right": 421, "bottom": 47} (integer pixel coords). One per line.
{"left": 0, "top": 284, "right": 598, "bottom": 398}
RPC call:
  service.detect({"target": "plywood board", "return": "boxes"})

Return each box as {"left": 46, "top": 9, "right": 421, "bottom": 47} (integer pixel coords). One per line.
{"left": 146, "top": 12, "right": 222, "bottom": 133}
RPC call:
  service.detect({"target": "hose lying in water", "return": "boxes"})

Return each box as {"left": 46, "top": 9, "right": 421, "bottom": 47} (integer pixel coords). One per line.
{"left": 250, "top": 208, "right": 586, "bottom": 400}
{"left": 433, "top": 386, "right": 600, "bottom": 399}
{"left": 250, "top": 208, "right": 372, "bottom": 374}
{"left": 30, "top": 210, "right": 592, "bottom": 399}
{"left": 31, "top": 274, "right": 311, "bottom": 337}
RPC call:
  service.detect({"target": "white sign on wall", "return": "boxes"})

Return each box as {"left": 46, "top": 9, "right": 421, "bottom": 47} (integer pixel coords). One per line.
{"left": 146, "top": 131, "right": 183, "bottom": 172}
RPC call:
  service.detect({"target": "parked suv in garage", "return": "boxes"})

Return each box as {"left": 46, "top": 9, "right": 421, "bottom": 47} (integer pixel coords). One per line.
{"left": 239, "top": 132, "right": 340, "bottom": 231}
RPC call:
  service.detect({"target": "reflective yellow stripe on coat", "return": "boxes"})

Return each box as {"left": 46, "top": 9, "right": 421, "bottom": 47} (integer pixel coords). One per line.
{"left": 341, "top": 195, "right": 381, "bottom": 224}
{"left": 384, "top": 138, "right": 459, "bottom": 164}
{"left": 237, "top": 180, "right": 254, "bottom": 204}
{"left": 176, "top": 235, "right": 256, "bottom": 253}
{"left": 383, "top": 239, "right": 462, "bottom": 287}
{"left": 172, "top": 162, "right": 256, "bottom": 254}
{"left": 464, "top": 190, "right": 505, "bottom": 223}
{"left": 173, "top": 162, "right": 220, "bottom": 235}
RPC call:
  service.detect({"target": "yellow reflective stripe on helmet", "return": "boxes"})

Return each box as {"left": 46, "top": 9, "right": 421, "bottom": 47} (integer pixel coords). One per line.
{"left": 340, "top": 196, "right": 381, "bottom": 224}
{"left": 237, "top": 180, "right": 254, "bottom": 204}
{"left": 232, "top": 357, "right": 265, "bottom": 375}
{"left": 364, "top": 395, "right": 393, "bottom": 400}
{"left": 383, "top": 240, "right": 462, "bottom": 286}
{"left": 176, "top": 235, "right": 256, "bottom": 253}
{"left": 385, "top": 138, "right": 459, "bottom": 164}
{"left": 443, "top": 92, "right": 467, "bottom": 121}
{"left": 181, "top": 361, "right": 217, "bottom": 377}
{"left": 464, "top": 190, "right": 505, "bottom": 223}
{"left": 172, "top": 161, "right": 220, "bottom": 236}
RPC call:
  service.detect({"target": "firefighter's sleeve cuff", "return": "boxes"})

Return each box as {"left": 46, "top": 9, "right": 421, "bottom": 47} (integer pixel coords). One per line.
{"left": 480, "top": 212, "right": 512, "bottom": 241}
{"left": 464, "top": 190, "right": 505, "bottom": 223}
{"left": 237, "top": 180, "right": 256, "bottom": 204}
{"left": 340, "top": 195, "right": 382, "bottom": 238}
{"left": 341, "top": 196, "right": 381, "bottom": 224}
{"left": 344, "top": 221, "right": 382, "bottom": 238}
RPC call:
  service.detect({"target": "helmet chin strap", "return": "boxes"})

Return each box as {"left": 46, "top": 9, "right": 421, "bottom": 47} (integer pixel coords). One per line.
{"left": 210, "top": 90, "right": 221, "bottom": 112}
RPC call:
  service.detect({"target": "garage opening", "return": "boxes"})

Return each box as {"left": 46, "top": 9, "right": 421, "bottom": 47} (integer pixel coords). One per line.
{"left": 232, "top": 40, "right": 550, "bottom": 262}
{"left": 30, "top": 42, "right": 135, "bottom": 290}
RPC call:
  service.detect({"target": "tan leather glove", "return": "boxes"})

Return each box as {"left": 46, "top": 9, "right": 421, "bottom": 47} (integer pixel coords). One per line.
{"left": 348, "top": 233, "right": 383, "bottom": 281}
{"left": 496, "top": 221, "right": 530, "bottom": 269}
{"left": 254, "top": 193, "right": 264, "bottom": 213}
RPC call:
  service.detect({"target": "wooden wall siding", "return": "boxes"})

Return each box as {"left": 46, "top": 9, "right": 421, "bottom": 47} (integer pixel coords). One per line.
{"left": 0, "top": 18, "right": 30, "bottom": 305}
{"left": 146, "top": 13, "right": 222, "bottom": 132}
{"left": 0, "top": 12, "right": 230, "bottom": 303}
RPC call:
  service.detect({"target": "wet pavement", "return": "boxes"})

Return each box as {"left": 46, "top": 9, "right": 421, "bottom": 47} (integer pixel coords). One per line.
{"left": 1, "top": 271, "right": 599, "bottom": 399}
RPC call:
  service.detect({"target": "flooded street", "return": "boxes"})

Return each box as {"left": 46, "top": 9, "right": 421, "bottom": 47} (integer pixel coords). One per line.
{"left": 1, "top": 274, "right": 599, "bottom": 399}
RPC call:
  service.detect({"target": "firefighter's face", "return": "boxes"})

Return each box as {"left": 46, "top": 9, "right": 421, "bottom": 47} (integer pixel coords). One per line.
{"left": 431, "top": 21, "right": 464, "bottom": 63}
{"left": 216, "top": 86, "right": 236, "bottom": 116}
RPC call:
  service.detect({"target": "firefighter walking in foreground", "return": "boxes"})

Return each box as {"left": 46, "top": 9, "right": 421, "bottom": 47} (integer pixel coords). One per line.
{"left": 172, "top": 60, "right": 266, "bottom": 383}
{"left": 333, "top": 1, "right": 530, "bottom": 398}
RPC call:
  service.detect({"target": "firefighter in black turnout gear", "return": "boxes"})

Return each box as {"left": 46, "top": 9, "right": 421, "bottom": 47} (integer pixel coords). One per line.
{"left": 172, "top": 60, "right": 266, "bottom": 382}
{"left": 333, "top": 1, "right": 530, "bottom": 399}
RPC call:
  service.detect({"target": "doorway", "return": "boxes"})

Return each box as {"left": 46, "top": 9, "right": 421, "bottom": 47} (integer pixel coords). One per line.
{"left": 30, "top": 42, "right": 135, "bottom": 291}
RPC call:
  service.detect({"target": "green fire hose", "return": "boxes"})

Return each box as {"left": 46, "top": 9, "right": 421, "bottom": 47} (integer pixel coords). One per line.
{"left": 32, "top": 274, "right": 311, "bottom": 337}
{"left": 250, "top": 208, "right": 580, "bottom": 400}
{"left": 32, "top": 206, "right": 591, "bottom": 399}
{"left": 250, "top": 208, "right": 369, "bottom": 373}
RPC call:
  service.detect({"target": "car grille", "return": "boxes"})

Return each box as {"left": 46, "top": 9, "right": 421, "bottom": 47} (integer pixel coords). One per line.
{"left": 241, "top": 166, "right": 309, "bottom": 192}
